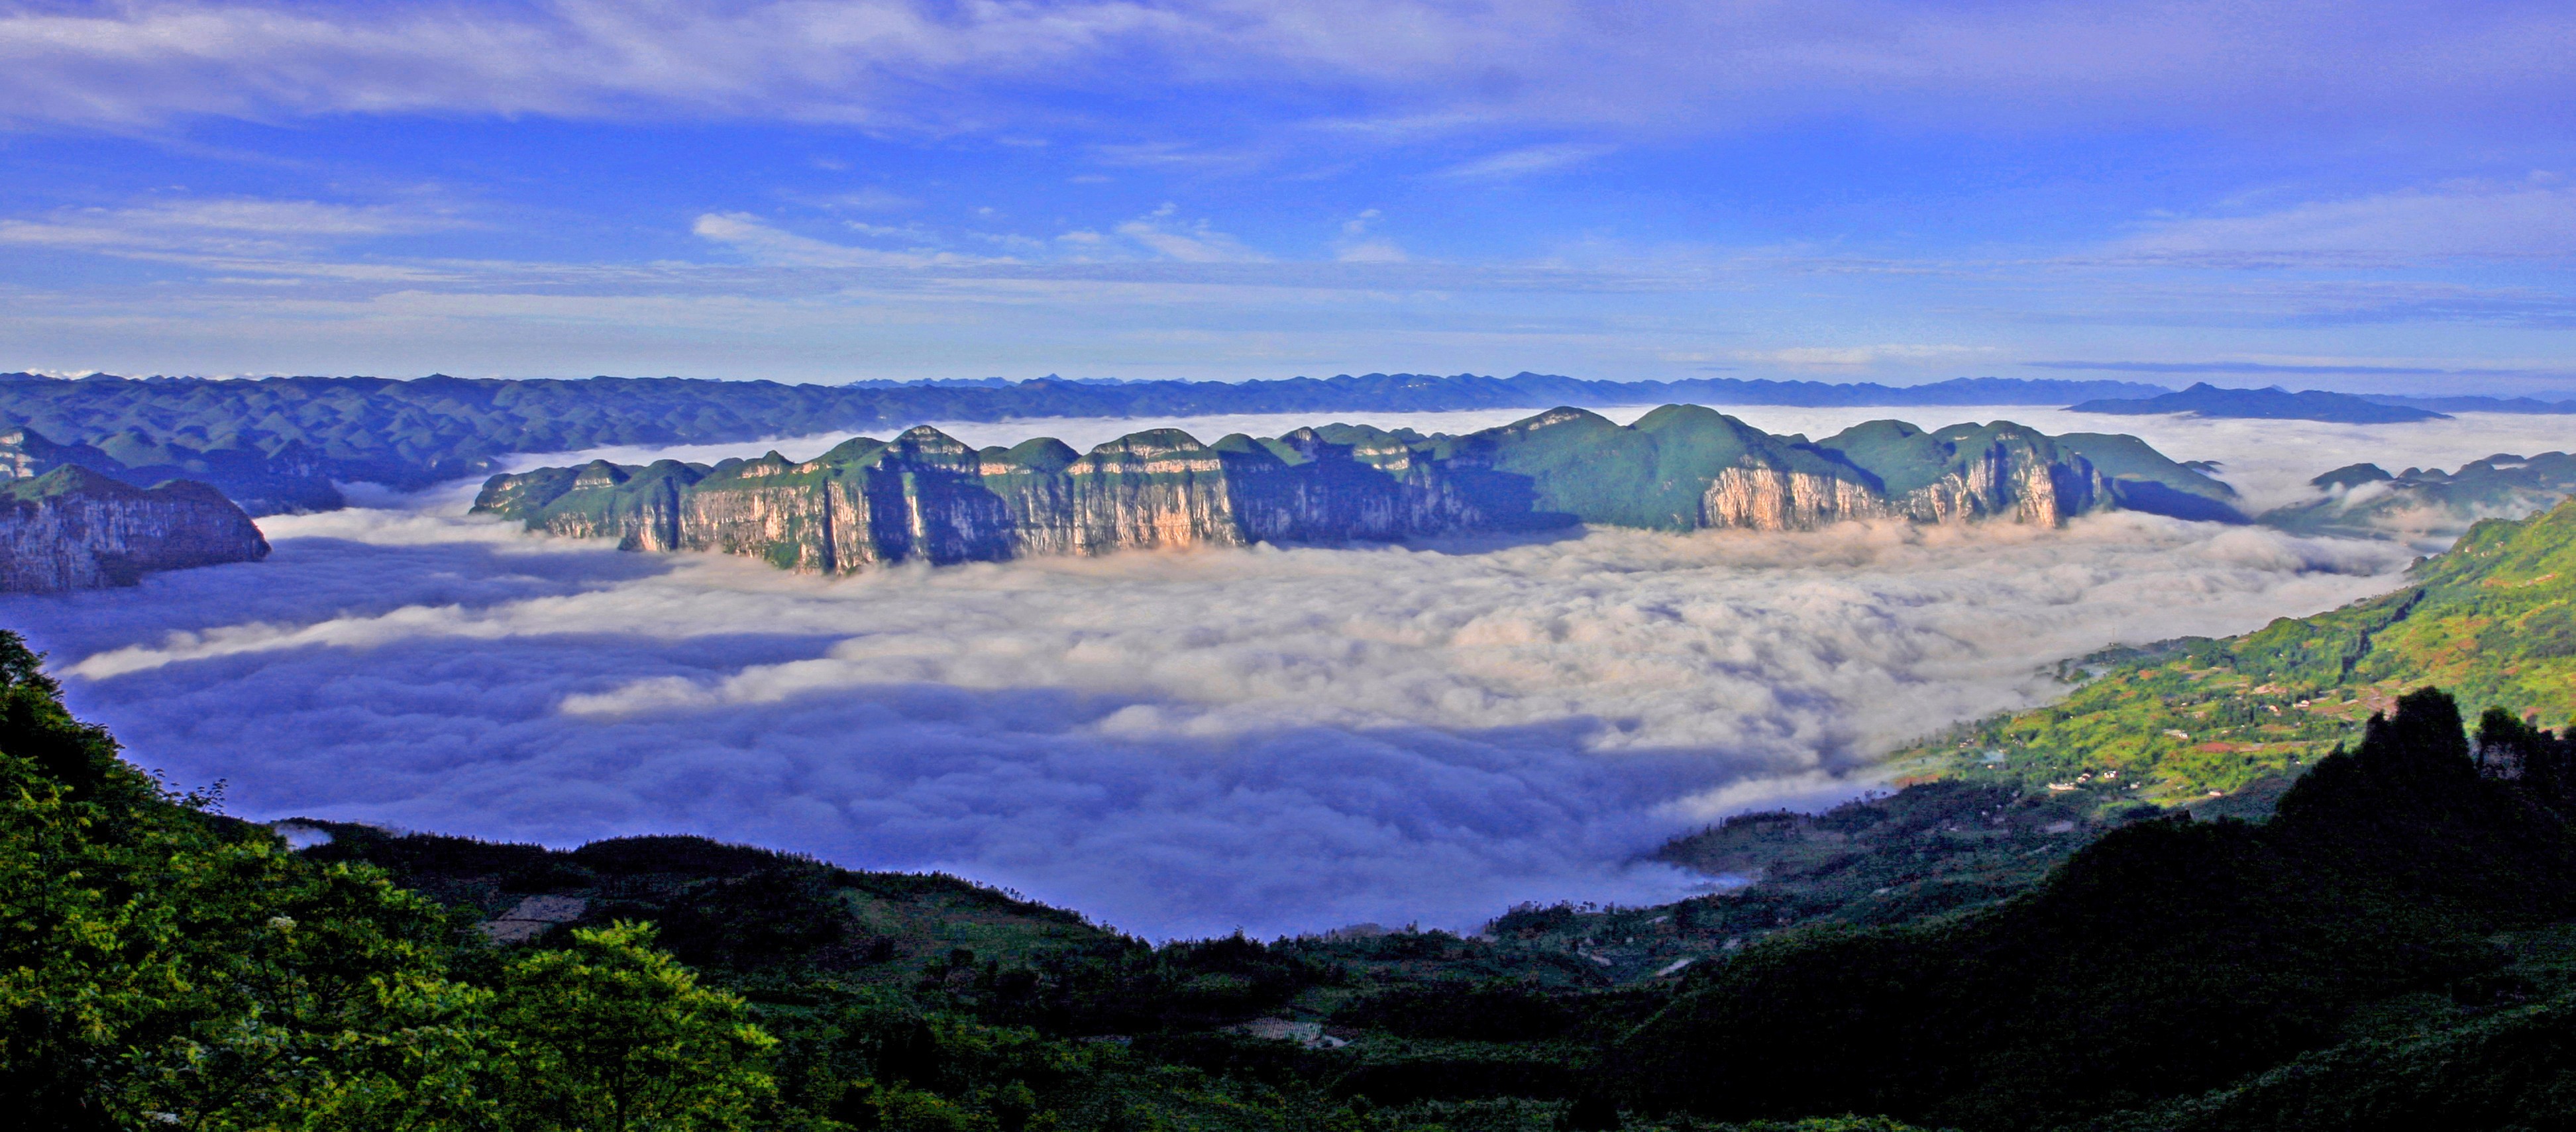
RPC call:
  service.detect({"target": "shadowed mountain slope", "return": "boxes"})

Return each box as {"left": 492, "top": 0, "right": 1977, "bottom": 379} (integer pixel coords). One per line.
{"left": 1616, "top": 688, "right": 2576, "bottom": 1131}
{"left": 0, "top": 464, "right": 267, "bottom": 592}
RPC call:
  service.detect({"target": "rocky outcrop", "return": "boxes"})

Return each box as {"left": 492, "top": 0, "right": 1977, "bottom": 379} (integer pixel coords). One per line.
{"left": 1702, "top": 467, "right": 1893, "bottom": 530}
{"left": 474, "top": 423, "right": 1511, "bottom": 575}
{"left": 0, "top": 466, "right": 270, "bottom": 592}
{"left": 1695, "top": 440, "right": 2109, "bottom": 532}
{"left": 1888, "top": 436, "right": 2109, "bottom": 527}
{"left": 474, "top": 407, "right": 2238, "bottom": 574}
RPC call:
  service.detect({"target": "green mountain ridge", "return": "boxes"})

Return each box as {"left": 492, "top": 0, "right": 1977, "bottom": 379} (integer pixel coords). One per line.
{"left": 0, "top": 373, "right": 2168, "bottom": 517}
{"left": 1890, "top": 493, "right": 2576, "bottom": 806}
{"left": 472, "top": 406, "right": 2240, "bottom": 573}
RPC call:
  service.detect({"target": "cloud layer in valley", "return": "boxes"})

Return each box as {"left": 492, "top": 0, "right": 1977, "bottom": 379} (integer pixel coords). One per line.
{"left": 7, "top": 409, "right": 2440, "bottom": 936}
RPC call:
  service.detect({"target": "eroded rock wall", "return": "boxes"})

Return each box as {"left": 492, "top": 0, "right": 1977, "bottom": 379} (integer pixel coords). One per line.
{"left": 1701, "top": 467, "right": 1892, "bottom": 530}
{"left": 474, "top": 415, "right": 2155, "bottom": 575}
{"left": 0, "top": 472, "right": 269, "bottom": 592}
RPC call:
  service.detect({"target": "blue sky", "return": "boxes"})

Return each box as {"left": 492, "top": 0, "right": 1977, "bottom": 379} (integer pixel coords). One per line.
{"left": 1, "top": 1, "right": 2574, "bottom": 391}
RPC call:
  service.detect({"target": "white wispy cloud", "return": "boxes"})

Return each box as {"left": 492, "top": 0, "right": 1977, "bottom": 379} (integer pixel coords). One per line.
{"left": 2119, "top": 177, "right": 2576, "bottom": 265}
{"left": 692, "top": 211, "right": 994, "bottom": 267}
{"left": 816, "top": 187, "right": 920, "bottom": 212}
{"left": 1113, "top": 203, "right": 1264, "bottom": 263}
{"left": 1, "top": 1, "right": 2567, "bottom": 140}
{"left": 0, "top": 197, "right": 462, "bottom": 259}
{"left": 1333, "top": 208, "right": 1405, "bottom": 263}
{"left": 1432, "top": 143, "right": 1613, "bottom": 181}
{"left": 1736, "top": 343, "right": 1996, "bottom": 368}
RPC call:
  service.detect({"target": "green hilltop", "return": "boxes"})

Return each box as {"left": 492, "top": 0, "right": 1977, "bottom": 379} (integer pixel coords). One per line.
{"left": 474, "top": 406, "right": 2243, "bottom": 574}
{"left": 1889, "top": 494, "right": 2576, "bottom": 806}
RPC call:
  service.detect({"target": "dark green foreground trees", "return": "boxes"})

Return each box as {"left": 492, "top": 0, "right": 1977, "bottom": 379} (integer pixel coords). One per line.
{"left": 0, "top": 632, "right": 773, "bottom": 1131}
{"left": 1618, "top": 688, "right": 2576, "bottom": 1130}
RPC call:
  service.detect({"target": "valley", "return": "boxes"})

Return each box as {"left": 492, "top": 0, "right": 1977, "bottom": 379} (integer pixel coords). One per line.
{"left": 5, "top": 376, "right": 2575, "bottom": 1131}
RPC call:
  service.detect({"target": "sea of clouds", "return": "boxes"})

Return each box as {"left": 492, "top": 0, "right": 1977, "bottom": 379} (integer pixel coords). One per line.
{"left": 17, "top": 404, "right": 2573, "bottom": 939}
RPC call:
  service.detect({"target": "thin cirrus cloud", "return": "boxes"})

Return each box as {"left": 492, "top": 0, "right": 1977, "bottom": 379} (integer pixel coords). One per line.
{"left": 0, "top": 198, "right": 462, "bottom": 259}
{"left": 0, "top": 1, "right": 2565, "bottom": 135}
{"left": 1110, "top": 204, "right": 1266, "bottom": 263}
{"left": 694, "top": 206, "right": 1265, "bottom": 268}
{"left": 13, "top": 409, "right": 2466, "bottom": 939}
{"left": 691, "top": 211, "right": 993, "bottom": 268}
{"left": 1430, "top": 143, "right": 1615, "bottom": 181}
{"left": 2114, "top": 178, "right": 2576, "bottom": 265}
{"left": 1334, "top": 209, "right": 1405, "bottom": 263}
{"left": 1739, "top": 344, "right": 1995, "bottom": 368}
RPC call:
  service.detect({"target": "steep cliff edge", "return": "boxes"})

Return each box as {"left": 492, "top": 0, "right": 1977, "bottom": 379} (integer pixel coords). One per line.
{"left": 474, "top": 405, "right": 2238, "bottom": 574}
{"left": 0, "top": 465, "right": 270, "bottom": 592}
{"left": 0, "top": 425, "right": 341, "bottom": 515}
{"left": 472, "top": 422, "right": 1517, "bottom": 572}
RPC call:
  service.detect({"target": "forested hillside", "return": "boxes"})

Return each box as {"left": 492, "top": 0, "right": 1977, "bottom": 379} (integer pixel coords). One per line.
{"left": 1622, "top": 689, "right": 2576, "bottom": 1130}
{"left": 11, "top": 596, "right": 2576, "bottom": 1129}
{"left": 1886, "top": 494, "right": 2576, "bottom": 803}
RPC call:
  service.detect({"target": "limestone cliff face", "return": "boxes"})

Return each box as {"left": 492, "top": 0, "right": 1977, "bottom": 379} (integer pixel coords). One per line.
{"left": 1889, "top": 438, "right": 2110, "bottom": 527}
{"left": 475, "top": 425, "right": 1501, "bottom": 575}
{"left": 1701, "top": 466, "right": 1893, "bottom": 530}
{"left": 1693, "top": 437, "right": 2112, "bottom": 533}
{"left": 0, "top": 466, "right": 270, "bottom": 592}
{"left": 474, "top": 409, "right": 2224, "bottom": 574}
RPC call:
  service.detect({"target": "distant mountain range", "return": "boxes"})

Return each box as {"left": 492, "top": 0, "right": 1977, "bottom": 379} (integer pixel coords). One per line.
{"left": 2360, "top": 392, "right": 2576, "bottom": 415}
{"left": 2264, "top": 453, "right": 2576, "bottom": 539}
{"left": 2068, "top": 380, "right": 2576, "bottom": 423}
{"left": 473, "top": 406, "right": 2240, "bottom": 572}
{"left": 3, "top": 370, "right": 2565, "bottom": 517}
{"left": 2068, "top": 382, "right": 2450, "bottom": 424}
{"left": 0, "top": 372, "right": 2168, "bottom": 514}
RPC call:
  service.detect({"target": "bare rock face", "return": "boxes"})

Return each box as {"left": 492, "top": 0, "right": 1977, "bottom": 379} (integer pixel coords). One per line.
{"left": 1701, "top": 466, "right": 1893, "bottom": 530}
{"left": 1890, "top": 437, "right": 2109, "bottom": 527}
{"left": 472, "top": 408, "right": 2237, "bottom": 575}
{"left": 476, "top": 423, "right": 1510, "bottom": 576}
{"left": 0, "top": 466, "right": 270, "bottom": 592}
{"left": 1691, "top": 429, "right": 2118, "bottom": 533}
